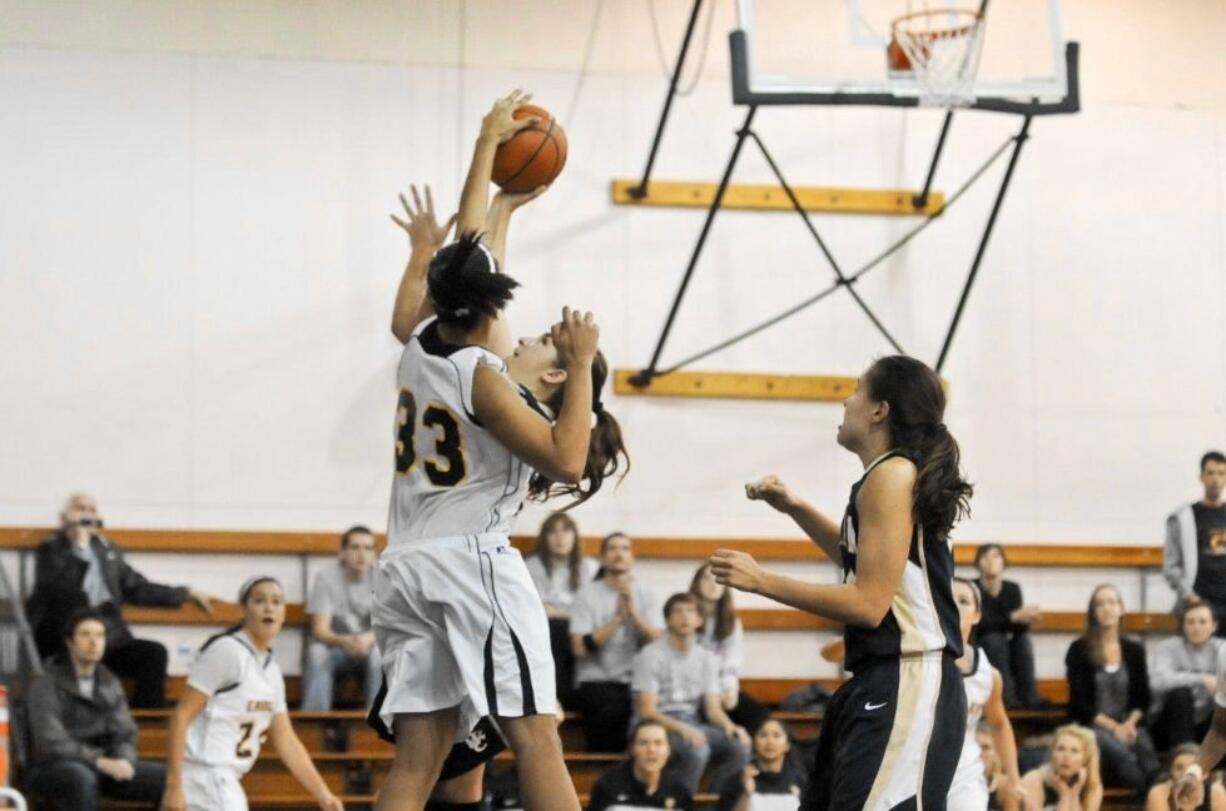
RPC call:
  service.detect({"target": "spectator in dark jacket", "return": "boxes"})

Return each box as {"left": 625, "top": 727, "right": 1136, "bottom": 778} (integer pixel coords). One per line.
{"left": 974, "top": 543, "right": 1044, "bottom": 709}
{"left": 1065, "top": 584, "right": 1160, "bottom": 793}
{"left": 26, "top": 493, "right": 214, "bottom": 707}
{"left": 26, "top": 608, "right": 166, "bottom": 810}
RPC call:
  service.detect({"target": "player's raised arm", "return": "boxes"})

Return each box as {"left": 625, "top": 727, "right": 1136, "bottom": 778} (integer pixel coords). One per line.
{"left": 745, "top": 475, "right": 843, "bottom": 563}
{"left": 482, "top": 185, "right": 548, "bottom": 271}
{"left": 389, "top": 184, "right": 456, "bottom": 344}
{"left": 455, "top": 90, "right": 540, "bottom": 237}
{"left": 713, "top": 458, "right": 916, "bottom": 627}
{"left": 473, "top": 307, "right": 597, "bottom": 483}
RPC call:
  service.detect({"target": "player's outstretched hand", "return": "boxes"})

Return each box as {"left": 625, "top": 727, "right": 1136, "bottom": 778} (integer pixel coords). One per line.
{"left": 480, "top": 89, "right": 541, "bottom": 145}
{"left": 492, "top": 184, "right": 549, "bottom": 213}
{"left": 391, "top": 184, "right": 456, "bottom": 252}
{"left": 745, "top": 475, "right": 801, "bottom": 514}
{"left": 709, "top": 549, "right": 765, "bottom": 594}
{"left": 552, "top": 307, "right": 599, "bottom": 369}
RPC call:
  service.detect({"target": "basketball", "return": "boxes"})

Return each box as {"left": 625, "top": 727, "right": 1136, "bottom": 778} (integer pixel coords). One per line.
{"left": 492, "top": 104, "right": 568, "bottom": 194}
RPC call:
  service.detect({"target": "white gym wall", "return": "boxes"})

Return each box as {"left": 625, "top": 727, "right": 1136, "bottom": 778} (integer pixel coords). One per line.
{"left": 1, "top": 1, "right": 1223, "bottom": 676}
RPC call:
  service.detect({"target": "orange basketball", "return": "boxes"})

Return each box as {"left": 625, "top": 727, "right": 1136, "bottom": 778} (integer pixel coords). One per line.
{"left": 492, "top": 104, "right": 568, "bottom": 194}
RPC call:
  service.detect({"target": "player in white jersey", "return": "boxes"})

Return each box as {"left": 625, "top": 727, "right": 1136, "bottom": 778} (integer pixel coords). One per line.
{"left": 1175, "top": 643, "right": 1226, "bottom": 809}
{"left": 373, "top": 91, "right": 629, "bottom": 811}
{"left": 949, "top": 577, "right": 1023, "bottom": 811}
{"left": 162, "top": 577, "right": 343, "bottom": 811}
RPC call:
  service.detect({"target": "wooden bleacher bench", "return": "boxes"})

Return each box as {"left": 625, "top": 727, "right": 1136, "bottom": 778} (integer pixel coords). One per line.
{"left": 0, "top": 526, "right": 1165, "bottom": 568}
{"left": 122, "top": 601, "right": 1178, "bottom": 636}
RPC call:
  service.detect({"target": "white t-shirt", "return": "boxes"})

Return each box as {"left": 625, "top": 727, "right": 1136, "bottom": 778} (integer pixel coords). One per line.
{"left": 696, "top": 616, "right": 745, "bottom": 695}
{"left": 631, "top": 637, "right": 720, "bottom": 721}
{"left": 185, "top": 631, "right": 288, "bottom": 775}
{"left": 570, "top": 577, "right": 659, "bottom": 685}
{"left": 308, "top": 561, "right": 373, "bottom": 635}
{"left": 1216, "top": 645, "right": 1226, "bottom": 710}
{"left": 525, "top": 555, "right": 600, "bottom": 615}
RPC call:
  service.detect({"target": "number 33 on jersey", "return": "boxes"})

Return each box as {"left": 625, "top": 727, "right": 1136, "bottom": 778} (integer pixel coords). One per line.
{"left": 388, "top": 317, "right": 544, "bottom": 544}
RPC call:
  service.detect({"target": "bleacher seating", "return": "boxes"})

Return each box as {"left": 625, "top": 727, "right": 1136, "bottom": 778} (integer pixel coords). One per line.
{"left": 1, "top": 527, "right": 1167, "bottom": 809}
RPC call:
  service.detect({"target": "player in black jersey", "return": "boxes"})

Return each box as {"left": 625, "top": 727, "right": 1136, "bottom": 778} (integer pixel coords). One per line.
{"left": 710, "top": 355, "right": 973, "bottom": 810}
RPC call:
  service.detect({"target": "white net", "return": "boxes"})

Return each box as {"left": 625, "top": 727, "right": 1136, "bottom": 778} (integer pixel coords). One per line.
{"left": 891, "top": 9, "right": 985, "bottom": 107}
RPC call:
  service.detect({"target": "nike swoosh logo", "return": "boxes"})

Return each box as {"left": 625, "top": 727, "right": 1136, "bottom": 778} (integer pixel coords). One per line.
{"left": 864, "top": 701, "right": 888, "bottom": 711}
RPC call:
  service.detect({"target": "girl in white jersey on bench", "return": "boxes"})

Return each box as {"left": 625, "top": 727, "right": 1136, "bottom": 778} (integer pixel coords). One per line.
{"left": 373, "top": 90, "right": 628, "bottom": 811}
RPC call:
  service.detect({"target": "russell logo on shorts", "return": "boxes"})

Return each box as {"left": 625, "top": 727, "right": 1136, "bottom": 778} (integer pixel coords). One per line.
{"left": 466, "top": 728, "right": 488, "bottom": 752}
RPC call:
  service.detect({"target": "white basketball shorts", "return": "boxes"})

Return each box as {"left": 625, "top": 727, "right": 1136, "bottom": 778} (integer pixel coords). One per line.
{"left": 181, "top": 763, "right": 247, "bottom": 811}
{"left": 372, "top": 533, "right": 558, "bottom": 742}
{"left": 945, "top": 760, "right": 991, "bottom": 811}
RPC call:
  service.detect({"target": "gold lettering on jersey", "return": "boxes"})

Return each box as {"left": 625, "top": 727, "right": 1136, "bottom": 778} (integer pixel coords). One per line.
{"left": 247, "top": 700, "right": 274, "bottom": 712}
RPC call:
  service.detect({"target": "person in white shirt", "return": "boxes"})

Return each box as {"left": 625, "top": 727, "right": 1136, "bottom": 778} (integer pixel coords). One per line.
{"left": 525, "top": 512, "right": 599, "bottom": 706}
{"left": 161, "top": 576, "right": 343, "bottom": 811}
{"left": 631, "top": 592, "right": 750, "bottom": 794}
{"left": 689, "top": 561, "right": 769, "bottom": 732}
{"left": 303, "top": 526, "right": 380, "bottom": 711}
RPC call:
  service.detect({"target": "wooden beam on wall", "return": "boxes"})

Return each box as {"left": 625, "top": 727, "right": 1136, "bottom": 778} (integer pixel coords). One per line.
{"left": 611, "top": 179, "right": 945, "bottom": 216}
{"left": 614, "top": 369, "right": 857, "bottom": 402}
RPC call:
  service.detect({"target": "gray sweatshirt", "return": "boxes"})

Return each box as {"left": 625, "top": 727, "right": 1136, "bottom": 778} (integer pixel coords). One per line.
{"left": 1148, "top": 636, "right": 1226, "bottom": 720}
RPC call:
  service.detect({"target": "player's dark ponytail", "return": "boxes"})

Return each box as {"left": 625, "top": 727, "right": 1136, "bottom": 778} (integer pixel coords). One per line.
{"left": 529, "top": 351, "right": 630, "bottom": 508}
{"left": 427, "top": 232, "right": 519, "bottom": 330}
{"left": 864, "top": 355, "right": 972, "bottom": 540}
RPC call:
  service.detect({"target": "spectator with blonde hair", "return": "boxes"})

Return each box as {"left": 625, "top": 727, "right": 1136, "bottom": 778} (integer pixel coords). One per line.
{"left": 1020, "top": 724, "right": 1103, "bottom": 811}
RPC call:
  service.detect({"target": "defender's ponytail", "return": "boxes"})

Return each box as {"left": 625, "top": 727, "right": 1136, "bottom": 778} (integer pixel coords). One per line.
{"left": 864, "top": 356, "right": 972, "bottom": 540}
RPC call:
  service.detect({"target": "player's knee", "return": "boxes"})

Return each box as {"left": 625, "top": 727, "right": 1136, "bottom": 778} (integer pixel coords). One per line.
{"left": 500, "top": 713, "right": 564, "bottom": 757}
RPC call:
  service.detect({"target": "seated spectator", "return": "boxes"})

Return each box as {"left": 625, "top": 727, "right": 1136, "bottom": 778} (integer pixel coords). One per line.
{"left": 26, "top": 493, "right": 214, "bottom": 708}
{"left": 1150, "top": 599, "right": 1225, "bottom": 750}
{"left": 689, "top": 562, "right": 769, "bottom": 733}
{"left": 589, "top": 719, "right": 693, "bottom": 811}
{"left": 716, "top": 718, "right": 806, "bottom": 811}
{"left": 1165, "top": 451, "right": 1226, "bottom": 633}
{"left": 632, "top": 592, "right": 749, "bottom": 794}
{"left": 26, "top": 608, "right": 166, "bottom": 810}
{"left": 1020, "top": 724, "right": 1103, "bottom": 811}
{"left": 1146, "top": 744, "right": 1226, "bottom": 811}
{"left": 974, "top": 543, "right": 1044, "bottom": 709}
{"left": 302, "top": 525, "right": 380, "bottom": 711}
{"left": 526, "top": 512, "right": 598, "bottom": 707}
{"left": 1066, "top": 584, "right": 1160, "bottom": 792}
{"left": 571, "top": 532, "right": 661, "bottom": 752}
{"left": 974, "top": 723, "right": 1010, "bottom": 809}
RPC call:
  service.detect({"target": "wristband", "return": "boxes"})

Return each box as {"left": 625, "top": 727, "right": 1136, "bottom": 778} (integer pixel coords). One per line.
{"left": 583, "top": 633, "right": 598, "bottom": 653}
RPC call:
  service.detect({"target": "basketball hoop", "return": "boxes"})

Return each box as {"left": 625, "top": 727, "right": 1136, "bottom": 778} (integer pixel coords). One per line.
{"left": 887, "top": 8, "right": 985, "bottom": 107}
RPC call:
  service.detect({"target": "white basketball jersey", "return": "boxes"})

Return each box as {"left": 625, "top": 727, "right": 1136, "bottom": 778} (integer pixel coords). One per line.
{"left": 387, "top": 317, "right": 538, "bottom": 546}
{"left": 184, "top": 631, "right": 288, "bottom": 776}
{"left": 953, "top": 646, "right": 996, "bottom": 785}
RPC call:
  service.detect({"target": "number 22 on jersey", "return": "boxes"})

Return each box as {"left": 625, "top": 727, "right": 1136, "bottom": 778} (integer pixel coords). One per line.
{"left": 395, "top": 387, "right": 468, "bottom": 487}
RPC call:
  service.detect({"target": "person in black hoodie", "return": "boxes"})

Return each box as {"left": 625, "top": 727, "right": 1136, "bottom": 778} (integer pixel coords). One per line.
{"left": 26, "top": 607, "right": 166, "bottom": 810}
{"left": 26, "top": 493, "right": 214, "bottom": 707}
{"left": 1065, "top": 583, "right": 1160, "bottom": 793}
{"left": 973, "top": 543, "right": 1045, "bottom": 709}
